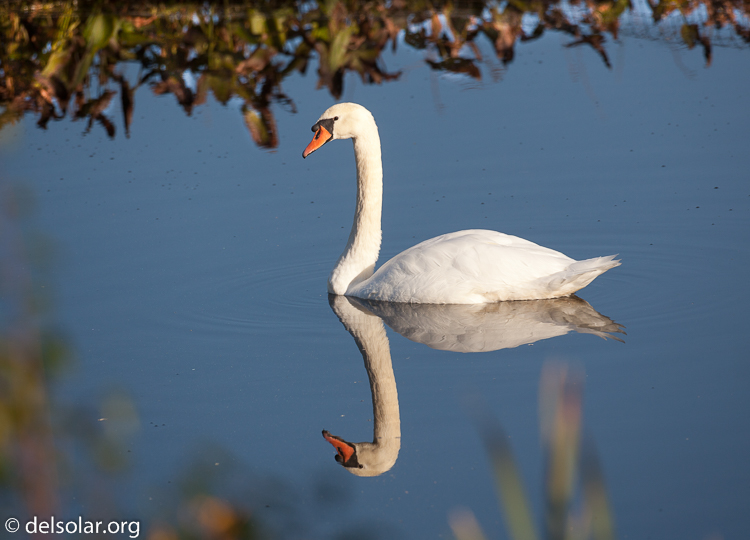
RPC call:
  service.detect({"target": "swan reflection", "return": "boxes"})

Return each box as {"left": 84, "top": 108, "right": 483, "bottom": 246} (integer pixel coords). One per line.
{"left": 324, "top": 295, "right": 401, "bottom": 477}
{"left": 349, "top": 295, "right": 624, "bottom": 353}
{"left": 322, "top": 295, "right": 622, "bottom": 476}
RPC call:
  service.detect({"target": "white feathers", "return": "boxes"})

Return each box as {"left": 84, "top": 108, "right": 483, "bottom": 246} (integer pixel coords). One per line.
{"left": 350, "top": 231, "right": 619, "bottom": 303}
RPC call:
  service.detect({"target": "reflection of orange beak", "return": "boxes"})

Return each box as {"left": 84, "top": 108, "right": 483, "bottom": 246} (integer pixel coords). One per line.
{"left": 303, "top": 126, "right": 332, "bottom": 158}
{"left": 322, "top": 430, "right": 355, "bottom": 463}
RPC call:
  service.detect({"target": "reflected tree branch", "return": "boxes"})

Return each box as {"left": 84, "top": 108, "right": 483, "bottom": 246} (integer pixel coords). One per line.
{"left": 1, "top": 0, "right": 748, "bottom": 146}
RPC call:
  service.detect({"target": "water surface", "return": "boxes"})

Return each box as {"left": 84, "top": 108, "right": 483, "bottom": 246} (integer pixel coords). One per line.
{"left": 2, "top": 22, "right": 749, "bottom": 540}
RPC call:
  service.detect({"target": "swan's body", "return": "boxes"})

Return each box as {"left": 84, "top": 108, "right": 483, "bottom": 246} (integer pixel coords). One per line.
{"left": 303, "top": 103, "right": 619, "bottom": 304}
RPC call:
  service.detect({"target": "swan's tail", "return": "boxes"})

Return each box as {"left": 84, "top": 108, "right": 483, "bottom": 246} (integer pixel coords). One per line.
{"left": 549, "top": 255, "right": 621, "bottom": 297}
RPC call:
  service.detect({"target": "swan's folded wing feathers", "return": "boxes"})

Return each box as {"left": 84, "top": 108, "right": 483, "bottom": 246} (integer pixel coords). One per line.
{"left": 348, "top": 230, "right": 619, "bottom": 303}
{"left": 354, "top": 231, "right": 554, "bottom": 302}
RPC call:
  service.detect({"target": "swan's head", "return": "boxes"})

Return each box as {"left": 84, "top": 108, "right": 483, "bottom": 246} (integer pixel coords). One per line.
{"left": 302, "top": 103, "right": 376, "bottom": 158}
{"left": 322, "top": 430, "right": 400, "bottom": 477}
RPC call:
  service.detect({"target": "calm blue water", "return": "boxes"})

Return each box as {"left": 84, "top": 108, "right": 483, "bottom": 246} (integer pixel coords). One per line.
{"left": 3, "top": 32, "right": 749, "bottom": 538}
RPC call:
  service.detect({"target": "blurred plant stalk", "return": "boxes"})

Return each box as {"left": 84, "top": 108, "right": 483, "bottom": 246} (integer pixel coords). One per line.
{"left": 451, "top": 362, "right": 615, "bottom": 540}
{"left": 2, "top": 0, "right": 747, "bottom": 146}
{"left": 0, "top": 184, "right": 60, "bottom": 522}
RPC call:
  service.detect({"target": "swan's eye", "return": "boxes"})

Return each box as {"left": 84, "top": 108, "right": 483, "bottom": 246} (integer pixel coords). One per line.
{"left": 334, "top": 116, "right": 339, "bottom": 121}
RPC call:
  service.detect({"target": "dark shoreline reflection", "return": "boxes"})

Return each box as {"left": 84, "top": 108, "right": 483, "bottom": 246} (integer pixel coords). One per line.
{"left": 322, "top": 294, "right": 622, "bottom": 476}
{"left": 2, "top": 1, "right": 748, "bottom": 145}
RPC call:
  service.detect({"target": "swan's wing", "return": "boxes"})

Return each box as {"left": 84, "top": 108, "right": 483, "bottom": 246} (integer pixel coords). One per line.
{"left": 350, "top": 230, "right": 593, "bottom": 303}
{"left": 363, "top": 231, "right": 562, "bottom": 302}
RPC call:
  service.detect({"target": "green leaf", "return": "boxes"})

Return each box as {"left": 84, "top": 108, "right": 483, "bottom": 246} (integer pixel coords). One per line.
{"left": 329, "top": 26, "right": 353, "bottom": 71}
{"left": 82, "top": 14, "right": 117, "bottom": 52}
{"left": 249, "top": 11, "right": 267, "bottom": 36}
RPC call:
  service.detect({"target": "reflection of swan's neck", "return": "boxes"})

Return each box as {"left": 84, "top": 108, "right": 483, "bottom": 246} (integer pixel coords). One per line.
{"left": 361, "top": 313, "right": 400, "bottom": 447}
{"left": 327, "top": 129, "right": 383, "bottom": 295}
{"left": 327, "top": 296, "right": 400, "bottom": 477}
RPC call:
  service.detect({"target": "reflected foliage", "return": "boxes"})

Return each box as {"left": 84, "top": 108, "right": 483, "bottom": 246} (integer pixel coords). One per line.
{"left": 1, "top": 0, "right": 748, "bottom": 146}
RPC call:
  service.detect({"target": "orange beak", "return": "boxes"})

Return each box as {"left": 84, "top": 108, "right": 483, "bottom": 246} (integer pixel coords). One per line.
{"left": 322, "top": 430, "right": 355, "bottom": 464}
{"left": 303, "top": 126, "right": 332, "bottom": 158}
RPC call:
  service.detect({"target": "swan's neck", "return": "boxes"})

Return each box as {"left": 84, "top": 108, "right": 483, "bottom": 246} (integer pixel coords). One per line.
{"left": 328, "top": 131, "right": 383, "bottom": 295}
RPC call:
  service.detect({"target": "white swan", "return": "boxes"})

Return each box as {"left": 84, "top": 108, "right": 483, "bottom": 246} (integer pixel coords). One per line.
{"left": 303, "top": 103, "right": 620, "bottom": 304}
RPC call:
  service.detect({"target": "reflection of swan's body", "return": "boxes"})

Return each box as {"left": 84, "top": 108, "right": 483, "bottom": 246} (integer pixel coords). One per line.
{"left": 303, "top": 103, "right": 620, "bottom": 304}
{"left": 322, "top": 295, "right": 621, "bottom": 475}
{"left": 348, "top": 296, "right": 624, "bottom": 353}
{"left": 323, "top": 295, "right": 401, "bottom": 477}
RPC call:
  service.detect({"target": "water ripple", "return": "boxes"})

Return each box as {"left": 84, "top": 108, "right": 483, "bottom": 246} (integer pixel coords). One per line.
{"left": 171, "top": 257, "right": 333, "bottom": 336}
